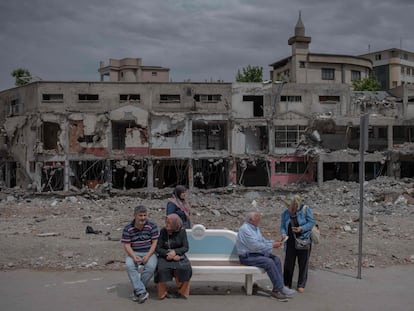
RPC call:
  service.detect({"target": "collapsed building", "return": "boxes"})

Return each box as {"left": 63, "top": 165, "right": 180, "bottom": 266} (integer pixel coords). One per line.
{"left": 1, "top": 80, "right": 413, "bottom": 192}
{"left": 1, "top": 15, "right": 414, "bottom": 191}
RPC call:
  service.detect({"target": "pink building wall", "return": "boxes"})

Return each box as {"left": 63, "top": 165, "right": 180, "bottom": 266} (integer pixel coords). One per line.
{"left": 269, "top": 156, "right": 314, "bottom": 186}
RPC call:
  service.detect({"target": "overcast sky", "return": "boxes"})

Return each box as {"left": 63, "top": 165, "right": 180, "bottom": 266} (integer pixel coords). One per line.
{"left": 1, "top": 0, "right": 413, "bottom": 90}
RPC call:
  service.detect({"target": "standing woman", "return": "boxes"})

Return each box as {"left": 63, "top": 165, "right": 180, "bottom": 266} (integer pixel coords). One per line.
{"left": 155, "top": 214, "right": 192, "bottom": 299}
{"left": 167, "top": 185, "right": 191, "bottom": 229}
{"left": 280, "top": 194, "right": 315, "bottom": 293}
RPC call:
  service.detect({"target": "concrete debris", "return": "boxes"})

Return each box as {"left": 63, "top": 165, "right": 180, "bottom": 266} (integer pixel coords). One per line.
{"left": 0, "top": 176, "right": 413, "bottom": 271}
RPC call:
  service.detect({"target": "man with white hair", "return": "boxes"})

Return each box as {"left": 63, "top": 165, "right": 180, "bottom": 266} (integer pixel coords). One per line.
{"left": 236, "top": 211, "right": 296, "bottom": 302}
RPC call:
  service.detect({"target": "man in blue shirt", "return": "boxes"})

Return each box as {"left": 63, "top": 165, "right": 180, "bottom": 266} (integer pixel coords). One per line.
{"left": 236, "top": 211, "right": 296, "bottom": 301}
{"left": 121, "top": 205, "right": 159, "bottom": 303}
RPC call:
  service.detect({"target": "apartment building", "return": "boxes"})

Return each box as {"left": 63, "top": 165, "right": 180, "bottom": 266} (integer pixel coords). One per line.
{"left": 360, "top": 48, "right": 414, "bottom": 90}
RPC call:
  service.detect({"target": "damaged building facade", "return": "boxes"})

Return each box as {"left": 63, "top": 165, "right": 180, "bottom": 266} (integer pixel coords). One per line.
{"left": 1, "top": 79, "right": 413, "bottom": 191}
{"left": 1, "top": 15, "right": 414, "bottom": 191}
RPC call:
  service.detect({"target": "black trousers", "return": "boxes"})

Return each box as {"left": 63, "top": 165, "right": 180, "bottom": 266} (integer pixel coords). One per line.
{"left": 283, "top": 238, "right": 311, "bottom": 288}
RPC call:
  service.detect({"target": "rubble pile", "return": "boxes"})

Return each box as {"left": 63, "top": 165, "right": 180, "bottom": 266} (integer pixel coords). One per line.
{"left": 0, "top": 176, "right": 413, "bottom": 271}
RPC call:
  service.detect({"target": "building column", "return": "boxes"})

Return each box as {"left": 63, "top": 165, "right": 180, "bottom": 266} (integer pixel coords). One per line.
{"left": 105, "top": 159, "right": 112, "bottom": 190}
{"left": 64, "top": 159, "right": 70, "bottom": 191}
{"left": 387, "top": 124, "right": 393, "bottom": 150}
{"left": 317, "top": 157, "right": 323, "bottom": 187}
{"left": 147, "top": 159, "right": 154, "bottom": 189}
{"left": 34, "top": 162, "right": 42, "bottom": 192}
{"left": 188, "top": 160, "right": 194, "bottom": 190}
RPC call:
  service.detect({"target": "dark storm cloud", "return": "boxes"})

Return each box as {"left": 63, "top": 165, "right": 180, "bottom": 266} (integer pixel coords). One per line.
{"left": 0, "top": 0, "right": 413, "bottom": 89}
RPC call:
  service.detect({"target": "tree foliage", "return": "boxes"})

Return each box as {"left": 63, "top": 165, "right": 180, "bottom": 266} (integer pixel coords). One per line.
{"left": 11, "top": 68, "right": 32, "bottom": 86}
{"left": 236, "top": 65, "right": 263, "bottom": 82}
{"left": 352, "top": 77, "right": 381, "bottom": 91}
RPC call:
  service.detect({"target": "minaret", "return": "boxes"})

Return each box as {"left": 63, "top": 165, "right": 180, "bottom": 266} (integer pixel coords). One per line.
{"left": 288, "top": 11, "right": 311, "bottom": 83}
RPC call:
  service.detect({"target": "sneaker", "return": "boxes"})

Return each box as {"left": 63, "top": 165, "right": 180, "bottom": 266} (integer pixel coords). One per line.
{"left": 271, "top": 291, "right": 288, "bottom": 302}
{"left": 137, "top": 292, "right": 149, "bottom": 304}
{"left": 280, "top": 286, "right": 296, "bottom": 297}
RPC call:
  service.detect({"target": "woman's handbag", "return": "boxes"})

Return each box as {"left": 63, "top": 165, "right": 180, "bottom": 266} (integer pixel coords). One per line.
{"left": 311, "top": 224, "right": 320, "bottom": 244}
{"left": 303, "top": 205, "right": 321, "bottom": 244}
{"left": 294, "top": 236, "right": 311, "bottom": 250}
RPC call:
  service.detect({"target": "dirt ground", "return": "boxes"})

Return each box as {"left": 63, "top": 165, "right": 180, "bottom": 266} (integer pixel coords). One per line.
{"left": 1, "top": 177, "right": 413, "bottom": 271}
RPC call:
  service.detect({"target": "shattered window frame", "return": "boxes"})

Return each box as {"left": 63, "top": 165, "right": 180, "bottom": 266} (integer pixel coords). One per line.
{"left": 243, "top": 95, "right": 264, "bottom": 117}
{"left": 119, "top": 94, "right": 141, "bottom": 102}
{"left": 9, "top": 98, "right": 22, "bottom": 115}
{"left": 319, "top": 95, "right": 340, "bottom": 103}
{"left": 194, "top": 94, "right": 222, "bottom": 103}
{"left": 42, "top": 94, "right": 64, "bottom": 102}
{"left": 275, "top": 161, "right": 307, "bottom": 174}
{"left": 192, "top": 121, "right": 228, "bottom": 150}
{"left": 274, "top": 125, "right": 306, "bottom": 148}
{"left": 78, "top": 94, "right": 99, "bottom": 101}
{"left": 160, "top": 94, "right": 181, "bottom": 103}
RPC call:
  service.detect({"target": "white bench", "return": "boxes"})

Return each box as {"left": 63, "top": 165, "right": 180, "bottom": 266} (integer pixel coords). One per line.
{"left": 186, "top": 224, "right": 265, "bottom": 295}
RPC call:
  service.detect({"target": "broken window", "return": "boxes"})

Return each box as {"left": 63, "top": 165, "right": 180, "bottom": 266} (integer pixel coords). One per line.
{"left": 242, "top": 126, "right": 268, "bottom": 152}
{"left": 192, "top": 121, "right": 227, "bottom": 150}
{"left": 321, "top": 68, "right": 335, "bottom": 80}
{"left": 78, "top": 94, "right": 99, "bottom": 101}
{"left": 69, "top": 160, "right": 107, "bottom": 189}
{"left": 275, "top": 161, "right": 307, "bottom": 174}
{"left": 9, "top": 98, "right": 22, "bottom": 115}
{"left": 194, "top": 94, "right": 222, "bottom": 102}
{"left": 237, "top": 159, "right": 269, "bottom": 186}
{"left": 280, "top": 95, "right": 302, "bottom": 102}
{"left": 160, "top": 94, "right": 180, "bottom": 103}
{"left": 275, "top": 125, "right": 306, "bottom": 148}
{"left": 243, "top": 95, "right": 264, "bottom": 117}
{"left": 112, "top": 120, "right": 138, "bottom": 150}
{"left": 319, "top": 95, "right": 340, "bottom": 103}
{"left": 42, "top": 94, "right": 63, "bottom": 102}
{"left": 111, "top": 160, "right": 147, "bottom": 189}
{"left": 393, "top": 126, "right": 414, "bottom": 144}
{"left": 0, "top": 162, "right": 16, "bottom": 188}
{"left": 42, "top": 122, "right": 60, "bottom": 150}
{"left": 192, "top": 158, "right": 228, "bottom": 189}
{"left": 153, "top": 159, "right": 189, "bottom": 188}
{"left": 119, "top": 94, "right": 141, "bottom": 102}
{"left": 41, "top": 162, "right": 64, "bottom": 192}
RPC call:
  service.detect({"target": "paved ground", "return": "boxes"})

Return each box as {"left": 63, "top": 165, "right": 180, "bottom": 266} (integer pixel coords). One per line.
{"left": 1, "top": 265, "right": 412, "bottom": 311}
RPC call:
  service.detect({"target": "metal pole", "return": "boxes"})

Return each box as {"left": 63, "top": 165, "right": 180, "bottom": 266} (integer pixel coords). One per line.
{"left": 358, "top": 114, "right": 369, "bottom": 279}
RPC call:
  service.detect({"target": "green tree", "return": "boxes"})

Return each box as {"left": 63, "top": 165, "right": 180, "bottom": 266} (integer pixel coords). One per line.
{"left": 352, "top": 77, "right": 381, "bottom": 91}
{"left": 236, "top": 65, "right": 263, "bottom": 82}
{"left": 11, "top": 68, "right": 32, "bottom": 86}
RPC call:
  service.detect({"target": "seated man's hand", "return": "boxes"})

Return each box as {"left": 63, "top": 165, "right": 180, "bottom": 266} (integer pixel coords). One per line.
{"left": 272, "top": 241, "right": 282, "bottom": 248}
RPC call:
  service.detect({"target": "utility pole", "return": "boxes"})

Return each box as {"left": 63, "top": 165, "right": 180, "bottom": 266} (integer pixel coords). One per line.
{"left": 358, "top": 113, "right": 369, "bottom": 279}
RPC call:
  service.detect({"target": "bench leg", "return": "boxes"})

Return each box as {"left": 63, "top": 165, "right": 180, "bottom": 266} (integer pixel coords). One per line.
{"left": 245, "top": 274, "right": 253, "bottom": 295}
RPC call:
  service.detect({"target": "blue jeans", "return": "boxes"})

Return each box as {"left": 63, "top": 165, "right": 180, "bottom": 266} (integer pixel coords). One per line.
{"left": 125, "top": 252, "right": 157, "bottom": 295}
{"left": 239, "top": 253, "right": 284, "bottom": 291}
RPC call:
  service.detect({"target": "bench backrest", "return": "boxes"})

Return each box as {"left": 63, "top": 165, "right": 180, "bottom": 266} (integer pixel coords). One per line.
{"left": 186, "top": 224, "right": 239, "bottom": 261}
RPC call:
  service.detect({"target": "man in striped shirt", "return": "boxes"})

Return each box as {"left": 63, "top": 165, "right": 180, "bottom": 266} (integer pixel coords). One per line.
{"left": 121, "top": 205, "right": 159, "bottom": 303}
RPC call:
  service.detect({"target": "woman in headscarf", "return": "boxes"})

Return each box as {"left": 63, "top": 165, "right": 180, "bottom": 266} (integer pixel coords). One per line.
{"left": 166, "top": 185, "right": 191, "bottom": 229}
{"left": 280, "top": 194, "right": 315, "bottom": 293}
{"left": 155, "top": 214, "right": 192, "bottom": 299}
